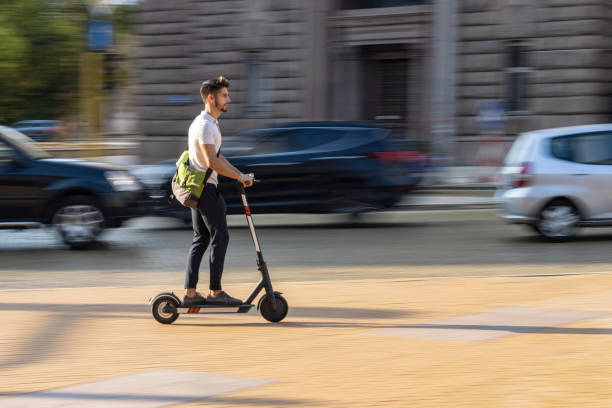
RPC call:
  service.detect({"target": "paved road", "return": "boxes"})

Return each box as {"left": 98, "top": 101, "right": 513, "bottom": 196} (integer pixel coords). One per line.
{"left": 2, "top": 209, "right": 612, "bottom": 289}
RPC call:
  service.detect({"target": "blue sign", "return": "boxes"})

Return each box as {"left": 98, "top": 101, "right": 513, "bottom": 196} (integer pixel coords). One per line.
{"left": 88, "top": 20, "right": 114, "bottom": 51}
{"left": 167, "top": 96, "right": 193, "bottom": 104}
{"left": 477, "top": 100, "right": 506, "bottom": 131}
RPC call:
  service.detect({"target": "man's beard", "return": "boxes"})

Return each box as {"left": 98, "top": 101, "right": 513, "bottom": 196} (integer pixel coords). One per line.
{"left": 215, "top": 98, "right": 228, "bottom": 112}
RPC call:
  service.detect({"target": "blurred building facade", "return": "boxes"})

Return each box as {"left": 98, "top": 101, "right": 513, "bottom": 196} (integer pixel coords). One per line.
{"left": 133, "top": 0, "right": 612, "bottom": 164}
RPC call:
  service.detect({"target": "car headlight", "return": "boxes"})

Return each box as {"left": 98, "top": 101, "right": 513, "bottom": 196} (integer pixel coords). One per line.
{"left": 130, "top": 167, "right": 174, "bottom": 188}
{"left": 105, "top": 171, "right": 140, "bottom": 191}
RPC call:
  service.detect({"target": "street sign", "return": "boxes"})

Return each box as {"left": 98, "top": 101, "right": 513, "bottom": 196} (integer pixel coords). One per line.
{"left": 476, "top": 100, "right": 506, "bottom": 131}
{"left": 167, "top": 96, "right": 193, "bottom": 104}
{"left": 88, "top": 20, "right": 114, "bottom": 51}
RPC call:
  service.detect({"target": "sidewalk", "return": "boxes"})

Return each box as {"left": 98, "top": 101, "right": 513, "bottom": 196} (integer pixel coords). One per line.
{"left": 1, "top": 273, "right": 611, "bottom": 407}
{"left": 404, "top": 165, "right": 499, "bottom": 209}
{"left": 400, "top": 189, "right": 497, "bottom": 209}
{"left": 420, "top": 166, "right": 501, "bottom": 189}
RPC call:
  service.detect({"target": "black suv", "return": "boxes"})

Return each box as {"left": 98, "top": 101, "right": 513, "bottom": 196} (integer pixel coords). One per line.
{"left": 0, "top": 126, "right": 144, "bottom": 248}
{"left": 133, "top": 121, "right": 427, "bottom": 220}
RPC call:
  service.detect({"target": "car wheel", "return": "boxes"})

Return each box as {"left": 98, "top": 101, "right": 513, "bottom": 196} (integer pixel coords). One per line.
{"left": 52, "top": 195, "right": 106, "bottom": 249}
{"left": 535, "top": 199, "right": 580, "bottom": 241}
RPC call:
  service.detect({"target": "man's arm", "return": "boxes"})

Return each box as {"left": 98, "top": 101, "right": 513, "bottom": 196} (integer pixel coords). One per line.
{"left": 218, "top": 153, "right": 241, "bottom": 175}
{"left": 202, "top": 144, "right": 253, "bottom": 187}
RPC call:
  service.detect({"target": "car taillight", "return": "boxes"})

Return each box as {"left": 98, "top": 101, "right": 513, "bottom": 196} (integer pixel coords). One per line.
{"left": 368, "top": 151, "right": 425, "bottom": 165}
{"left": 510, "top": 161, "right": 534, "bottom": 188}
{"left": 49, "top": 127, "right": 66, "bottom": 131}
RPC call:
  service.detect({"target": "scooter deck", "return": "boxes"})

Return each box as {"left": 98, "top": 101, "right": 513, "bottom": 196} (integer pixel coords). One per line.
{"left": 171, "top": 304, "right": 255, "bottom": 314}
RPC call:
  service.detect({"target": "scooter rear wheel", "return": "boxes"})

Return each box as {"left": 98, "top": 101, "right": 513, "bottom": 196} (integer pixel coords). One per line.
{"left": 259, "top": 294, "right": 288, "bottom": 322}
{"left": 152, "top": 296, "right": 179, "bottom": 324}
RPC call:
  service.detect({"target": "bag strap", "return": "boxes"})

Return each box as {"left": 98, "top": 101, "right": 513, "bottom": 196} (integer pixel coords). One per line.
{"left": 201, "top": 148, "right": 221, "bottom": 186}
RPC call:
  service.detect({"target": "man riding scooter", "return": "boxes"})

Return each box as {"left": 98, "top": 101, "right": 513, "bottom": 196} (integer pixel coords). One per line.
{"left": 182, "top": 76, "right": 254, "bottom": 307}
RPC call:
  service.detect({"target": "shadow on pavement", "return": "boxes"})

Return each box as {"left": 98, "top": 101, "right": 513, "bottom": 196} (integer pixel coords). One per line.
{"left": 287, "top": 306, "right": 416, "bottom": 319}
{"left": 0, "top": 314, "right": 79, "bottom": 369}
{"left": 0, "top": 304, "right": 414, "bottom": 319}
{"left": 0, "top": 303, "right": 148, "bottom": 313}
{"left": 503, "top": 233, "right": 612, "bottom": 244}
{"left": 173, "top": 321, "right": 408, "bottom": 329}
{"left": 0, "top": 302, "right": 419, "bottom": 368}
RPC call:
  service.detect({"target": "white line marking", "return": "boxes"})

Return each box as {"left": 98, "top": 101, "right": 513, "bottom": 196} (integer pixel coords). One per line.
{"left": 0, "top": 369, "right": 273, "bottom": 408}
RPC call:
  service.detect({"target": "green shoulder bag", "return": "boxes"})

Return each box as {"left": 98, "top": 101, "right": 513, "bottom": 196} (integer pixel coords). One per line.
{"left": 170, "top": 149, "right": 219, "bottom": 209}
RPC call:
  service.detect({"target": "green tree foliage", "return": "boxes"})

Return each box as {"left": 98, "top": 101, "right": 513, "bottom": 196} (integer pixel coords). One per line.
{"left": 0, "top": 1, "right": 86, "bottom": 124}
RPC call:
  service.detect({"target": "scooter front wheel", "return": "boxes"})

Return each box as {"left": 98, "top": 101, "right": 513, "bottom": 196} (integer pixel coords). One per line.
{"left": 259, "top": 294, "right": 288, "bottom": 322}
{"left": 152, "top": 295, "right": 179, "bottom": 324}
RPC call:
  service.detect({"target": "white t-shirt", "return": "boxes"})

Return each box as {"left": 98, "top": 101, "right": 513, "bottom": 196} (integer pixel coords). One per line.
{"left": 188, "top": 111, "right": 222, "bottom": 185}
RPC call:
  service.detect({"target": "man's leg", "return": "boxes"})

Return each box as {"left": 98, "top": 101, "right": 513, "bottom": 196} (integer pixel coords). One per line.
{"left": 184, "top": 205, "right": 210, "bottom": 298}
{"left": 199, "top": 186, "right": 229, "bottom": 291}
{"left": 199, "top": 185, "right": 241, "bottom": 305}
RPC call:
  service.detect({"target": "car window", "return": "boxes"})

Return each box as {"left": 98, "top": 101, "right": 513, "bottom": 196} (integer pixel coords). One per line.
{"left": 221, "top": 130, "right": 265, "bottom": 156}
{"left": 0, "top": 140, "right": 17, "bottom": 167}
{"left": 551, "top": 132, "right": 612, "bottom": 165}
{"left": 248, "top": 132, "right": 291, "bottom": 155}
{"left": 288, "top": 128, "right": 345, "bottom": 151}
{"left": 550, "top": 136, "right": 573, "bottom": 162}
{"left": 572, "top": 132, "right": 612, "bottom": 164}
{"left": 0, "top": 128, "right": 52, "bottom": 159}
{"left": 243, "top": 128, "right": 349, "bottom": 155}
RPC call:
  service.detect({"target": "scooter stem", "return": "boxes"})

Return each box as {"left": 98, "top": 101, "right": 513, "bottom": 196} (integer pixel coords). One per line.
{"left": 236, "top": 180, "right": 277, "bottom": 311}
{"left": 236, "top": 181, "right": 261, "bottom": 253}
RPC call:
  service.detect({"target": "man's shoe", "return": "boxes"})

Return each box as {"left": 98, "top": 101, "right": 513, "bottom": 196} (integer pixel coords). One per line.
{"left": 206, "top": 291, "right": 243, "bottom": 306}
{"left": 182, "top": 292, "right": 206, "bottom": 306}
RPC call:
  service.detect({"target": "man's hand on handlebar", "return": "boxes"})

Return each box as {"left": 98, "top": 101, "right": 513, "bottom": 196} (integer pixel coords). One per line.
{"left": 240, "top": 173, "right": 255, "bottom": 188}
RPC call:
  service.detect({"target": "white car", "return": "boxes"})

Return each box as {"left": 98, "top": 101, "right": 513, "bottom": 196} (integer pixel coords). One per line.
{"left": 496, "top": 124, "right": 612, "bottom": 240}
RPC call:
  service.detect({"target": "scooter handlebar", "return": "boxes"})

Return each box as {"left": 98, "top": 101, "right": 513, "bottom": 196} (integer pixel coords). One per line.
{"left": 235, "top": 179, "right": 260, "bottom": 192}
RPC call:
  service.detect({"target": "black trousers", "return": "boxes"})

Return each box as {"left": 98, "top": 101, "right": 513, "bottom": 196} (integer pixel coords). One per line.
{"left": 185, "top": 184, "right": 229, "bottom": 291}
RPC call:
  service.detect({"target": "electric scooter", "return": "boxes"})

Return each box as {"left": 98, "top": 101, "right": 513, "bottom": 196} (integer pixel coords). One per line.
{"left": 149, "top": 180, "right": 288, "bottom": 324}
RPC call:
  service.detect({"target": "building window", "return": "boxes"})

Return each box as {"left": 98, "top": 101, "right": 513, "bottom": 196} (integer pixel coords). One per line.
{"left": 506, "top": 41, "right": 530, "bottom": 114}
{"left": 340, "top": 0, "right": 427, "bottom": 9}
{"left": 245, "top": 52, "right": 267, "bottom": 118}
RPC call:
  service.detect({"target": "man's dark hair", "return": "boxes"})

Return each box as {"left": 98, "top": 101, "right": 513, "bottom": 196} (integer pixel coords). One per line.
{"left": 200, "top": 76, "right": 230, "bottom": 103}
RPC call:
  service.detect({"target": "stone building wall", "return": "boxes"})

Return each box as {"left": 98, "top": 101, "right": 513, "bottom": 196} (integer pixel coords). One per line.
{"left": 456, "top": 0, "right": 612, "bottom": 164}
{"left": 133, "top": 0, "right": 612, "bottom": 164}
{"left": 133, "top": 0, "right": 325, "bottom": 163}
